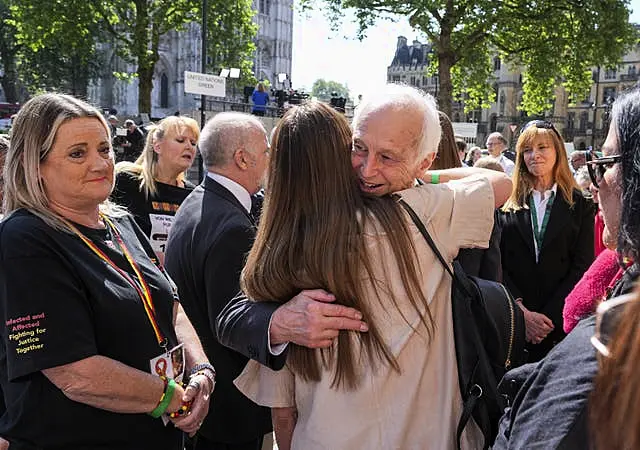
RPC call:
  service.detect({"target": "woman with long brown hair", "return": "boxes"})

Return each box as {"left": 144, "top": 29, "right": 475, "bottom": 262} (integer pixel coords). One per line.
{"left": 498, "top": 121, "right": 595, "bottom": 361}
{"left": 234, "top": 100, "right": 508, "bottom": 449}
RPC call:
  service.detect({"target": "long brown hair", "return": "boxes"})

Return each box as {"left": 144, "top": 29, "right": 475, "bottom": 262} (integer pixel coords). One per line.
{"left": 591, "top": 287, "right": 640, "bottom": 449}
{"left": 430, "top": 111, "right": 462, "bottom": 170}
{"left": 502, "top": 125, "right": 577, "bottom": 211}
{"left": 241, "top": 101, "right": 433, "bottom": 389}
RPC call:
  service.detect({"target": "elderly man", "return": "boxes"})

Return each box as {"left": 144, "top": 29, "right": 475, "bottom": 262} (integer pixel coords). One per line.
{"left": 164, "top": 113, "right": 272, "bottom": 450}
{"left": 486, "top": 132, "right": 515, "bottom": 176}
{"left": 216, "top": 84, "right": 512, "bottom": 371}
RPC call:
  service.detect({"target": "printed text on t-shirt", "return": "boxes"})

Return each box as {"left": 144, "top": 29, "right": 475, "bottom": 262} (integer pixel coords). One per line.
{"left": 7, "top": 312, "right": 46, "bottom": 355}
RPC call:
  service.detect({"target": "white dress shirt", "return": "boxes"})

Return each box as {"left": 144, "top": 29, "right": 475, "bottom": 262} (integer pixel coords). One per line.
{"left": 208, "top": 171, "right": 287, "bottom": 355}
{"left": 207, "top": 172, "right": 251, "bottom": 213}
{"left": 498, "top": 154, "right": 515, "bottom": 177}
{"left": 530, "top": 183, "right": 557, "bottom": 262}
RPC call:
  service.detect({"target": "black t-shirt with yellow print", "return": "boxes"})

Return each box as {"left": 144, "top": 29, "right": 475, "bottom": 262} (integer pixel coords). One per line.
{"left": 0, "top": 209, "right": 182, "bottom": 450}
{"left": 112, "top": 171, "right": 195, "bottom": 258}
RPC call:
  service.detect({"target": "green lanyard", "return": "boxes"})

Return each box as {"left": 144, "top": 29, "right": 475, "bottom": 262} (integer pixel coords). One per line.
{"left": 529, "top": 191, "right": 555, "bottom": 254}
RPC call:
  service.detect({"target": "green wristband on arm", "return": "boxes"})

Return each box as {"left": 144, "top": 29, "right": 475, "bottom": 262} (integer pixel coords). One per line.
{"left": 430, "top": 173, "right": 440, "bottom": 184}
{"left": 150, "top": 378, "right": 176, "bottom": 418}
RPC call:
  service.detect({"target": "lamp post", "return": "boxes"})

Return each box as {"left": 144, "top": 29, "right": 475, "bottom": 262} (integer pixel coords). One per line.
{"left": 198, "top": 0, "right": 208, "bottom": 182}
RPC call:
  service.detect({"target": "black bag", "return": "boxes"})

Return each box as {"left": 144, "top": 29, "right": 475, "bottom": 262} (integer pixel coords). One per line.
{"left": 399, "top": 200, "right": 526, "bottom": 449}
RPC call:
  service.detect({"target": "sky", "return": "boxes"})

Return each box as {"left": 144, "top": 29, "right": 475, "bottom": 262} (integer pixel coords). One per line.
{"left": 291, "top": 0, "right": 640, "bottom": 98}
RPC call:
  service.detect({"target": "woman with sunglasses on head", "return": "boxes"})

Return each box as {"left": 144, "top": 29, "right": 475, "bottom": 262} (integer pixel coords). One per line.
{"left": 494, "top": 88, "right": 640, "bottom": 449}
{"left": 498, "top": 120, "right": 595, "bottom": 362}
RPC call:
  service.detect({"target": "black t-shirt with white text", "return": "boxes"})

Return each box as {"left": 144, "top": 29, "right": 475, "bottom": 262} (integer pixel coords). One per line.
{"left": 0, "top": 210, "right": 182, "bottom": 450}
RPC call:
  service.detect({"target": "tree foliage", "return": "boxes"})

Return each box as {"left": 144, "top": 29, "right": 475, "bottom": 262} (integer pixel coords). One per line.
{"left": 304, "top": 0, "right": 638, "bottom": 116}
{"left": 9, "top": 0, "right": 102, "bottom": 98}
{"left": 207, "top": 0, "right": 258, "bottom": 90}
{"left": 0, "top": 0, "right": 20, "bottom": 102}
{"left": 311, "top": 78, "right": 350, "bottom": 101}
{"left": 5, "top": 0, "right": 258, "bottom": 112}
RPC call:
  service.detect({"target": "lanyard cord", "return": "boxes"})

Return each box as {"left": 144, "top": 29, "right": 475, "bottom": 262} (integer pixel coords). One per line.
{"left": 65, "top": 215, "right": 167, "bottom": 348}
{"left": 529, "top": 191, "right": 555, "bottom": 254}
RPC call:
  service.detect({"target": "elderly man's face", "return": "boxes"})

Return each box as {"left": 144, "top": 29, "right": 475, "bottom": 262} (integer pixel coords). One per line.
{"left": 351, "top": 106, "right": 433, "bottom": 196}
{"left": 486, "top": 134, "right": 506, "bottom": 157}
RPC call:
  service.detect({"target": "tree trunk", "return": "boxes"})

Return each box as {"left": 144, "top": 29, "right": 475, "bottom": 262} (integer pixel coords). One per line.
{"left": 0, "top": 55, "right": 19, "bottom": 104}
{"left": 137, "top": 65, "right": 154, "bottom": 114}
{"left": 436, "top": 23, "right": 454, "bottom": 118}
{"left": 437, "top": 53, "right": 454, "bottom": 118}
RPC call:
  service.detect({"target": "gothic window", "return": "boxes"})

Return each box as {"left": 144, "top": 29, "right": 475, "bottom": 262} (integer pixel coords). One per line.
{"left": 259, "top": 0, "right": 271, "bottom": 14}
{"left": 605, "top": 68, "right": 617, "bottom": 80}
{"left": 603, "top": 87, "right": 616, "bottom": 103}
{"left": 410, "top": 76, "right": 416, "bottom": 86}
{"left": 160, "top": 73, "right": 169, "bottom": 108}
{"left": 567, "top": 112, "right": 575, "bottom": 130}
{"left": 579, "top": 111, "right": 588, "bottom": 131}
{"left": 490, "top": 114, "right": 498, "bottom": 132}
{"left": 493, "top": 57, "right": 501, "bottom": 71}
{"left": 499, "top": 91, "right": 506, "bottom": 115}
{"left": 423, "top": 76, "right": 428, "bottom": 86}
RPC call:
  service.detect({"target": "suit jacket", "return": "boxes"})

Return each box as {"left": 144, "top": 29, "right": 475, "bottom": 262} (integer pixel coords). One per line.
{"left": 164, "top": 177, "right": 271, "bottom": 443}
{"left": 457, "top": 209, "right": 503, "bottom": 282}
{"left": 498, "top": 189, "right": 595, "bottom": 361}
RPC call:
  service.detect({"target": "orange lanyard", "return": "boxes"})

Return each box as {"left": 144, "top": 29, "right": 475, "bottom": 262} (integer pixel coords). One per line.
{"left": 65, "top": 215, "right": 167, "bottom": 349}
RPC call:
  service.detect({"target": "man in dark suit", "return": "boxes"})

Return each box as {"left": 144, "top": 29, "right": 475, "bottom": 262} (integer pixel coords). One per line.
{"left": 165, "top": 112, "right": 272, "bottom": 450}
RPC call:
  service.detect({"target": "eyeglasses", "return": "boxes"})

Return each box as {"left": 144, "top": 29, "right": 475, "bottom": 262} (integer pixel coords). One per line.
{"left": 521, "top": 120, "right": 563, "bottom": 142}
{"left": 591, "top": 293, "right": 635, "bottom": 357}
{"left": 586, "top": 152, "right": 622, "bottom": 189}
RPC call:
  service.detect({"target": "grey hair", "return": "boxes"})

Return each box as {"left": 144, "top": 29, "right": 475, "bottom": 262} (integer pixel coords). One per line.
{"left": 199, "top": 112, "right": 266, "bottom": 168}
{"left": 352, "top": 84, "right": 441, "bottom": 159}
{"left": 487, "top": 132, "right": 508, "bottom": 146}
{"left": 2, "top": 93, "right": 124, "bottom": 231}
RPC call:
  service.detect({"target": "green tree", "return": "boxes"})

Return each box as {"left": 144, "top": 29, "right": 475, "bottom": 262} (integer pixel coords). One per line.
{"left": 93, "top": 0, "right": 200, "bottom": 114}
{"left": 207, "top": 0, "right": 258, "bottom": 90}
{"left": 311, "top": 78, "right": 350, "bottom": 101}
{"left": 305, "top": 0, "right": 637, "bottom": 116}
{"left": 9, "top": 0, "right": 102, "bottom": 97}
{"left": 0, "top": 0, "right": 20, "bottom": 103}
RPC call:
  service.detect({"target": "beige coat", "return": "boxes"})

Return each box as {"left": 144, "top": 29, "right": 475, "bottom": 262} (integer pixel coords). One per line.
{"left": 236, "top": 176, "right": 495, "bottom": 450}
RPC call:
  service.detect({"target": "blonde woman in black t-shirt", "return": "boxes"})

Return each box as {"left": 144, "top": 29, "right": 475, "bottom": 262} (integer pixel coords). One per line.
{"left": 112, "top": 116, "right": 199, "bottom": 263}
{"left": 0, "top": 93, "right": 214, "bottom": 449}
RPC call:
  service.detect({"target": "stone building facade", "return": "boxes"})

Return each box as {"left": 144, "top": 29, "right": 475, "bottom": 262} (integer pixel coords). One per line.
{"left": 387, "top": 35, "right": 640, "bottom": 150}
{"left": 87, "top": 1, "right": 293, "bottom": 118}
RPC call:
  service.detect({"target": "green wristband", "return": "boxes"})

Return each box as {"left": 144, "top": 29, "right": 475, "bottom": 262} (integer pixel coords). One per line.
{"left": 150, "top": 378, "right": 176, "bottom": 418}
{"left": 430, "top": 173, "right": 440, "bottom": 184}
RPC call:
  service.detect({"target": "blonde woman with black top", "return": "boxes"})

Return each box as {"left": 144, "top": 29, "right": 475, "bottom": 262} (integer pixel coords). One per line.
{"left": 112, "top": 116, "right": 199, "bottom": 262}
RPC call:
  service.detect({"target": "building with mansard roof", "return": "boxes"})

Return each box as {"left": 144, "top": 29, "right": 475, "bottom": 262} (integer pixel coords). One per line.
{"left": 387, "top": 35, "right": 640, "bottom": 150}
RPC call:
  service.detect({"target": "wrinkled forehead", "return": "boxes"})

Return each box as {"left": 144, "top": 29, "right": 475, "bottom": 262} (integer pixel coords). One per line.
{"left": 353, "top": 104, "right": 422, "bottom": 150}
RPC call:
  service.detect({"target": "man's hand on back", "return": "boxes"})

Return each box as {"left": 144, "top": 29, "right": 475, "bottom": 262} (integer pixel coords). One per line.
{"left": 270, "top": 289, "right": 368, "bottom": 348}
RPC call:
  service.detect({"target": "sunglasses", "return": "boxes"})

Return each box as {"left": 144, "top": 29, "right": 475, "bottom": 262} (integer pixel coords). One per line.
{"left": 521, "top": 120, "right": 563, "bottom": 142}
{"left": 591, "top": 293, "right": 635, "bottom": 357}
{"left": 586, "top": 152, "right": 622, "bottom": 189}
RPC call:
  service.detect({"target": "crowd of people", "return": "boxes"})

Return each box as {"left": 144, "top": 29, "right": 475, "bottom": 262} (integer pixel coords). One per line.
{"left": 0, "top": 82, "right": 638, "bottom": 450}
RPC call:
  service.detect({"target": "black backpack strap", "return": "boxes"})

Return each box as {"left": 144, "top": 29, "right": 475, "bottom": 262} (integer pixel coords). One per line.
{"left": 398, "top": 199, "right": 453, "bottom": 279}
{"left": 398, "top": 198, "right": 488, "bottom": 450}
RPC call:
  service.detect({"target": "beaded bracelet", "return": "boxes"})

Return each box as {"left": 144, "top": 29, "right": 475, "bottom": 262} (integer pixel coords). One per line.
{"left": 150, "top": 377, "right": 175, "bottom": 418}
{"left": 168, "top": 399, "right": 193, "bottom": 418}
